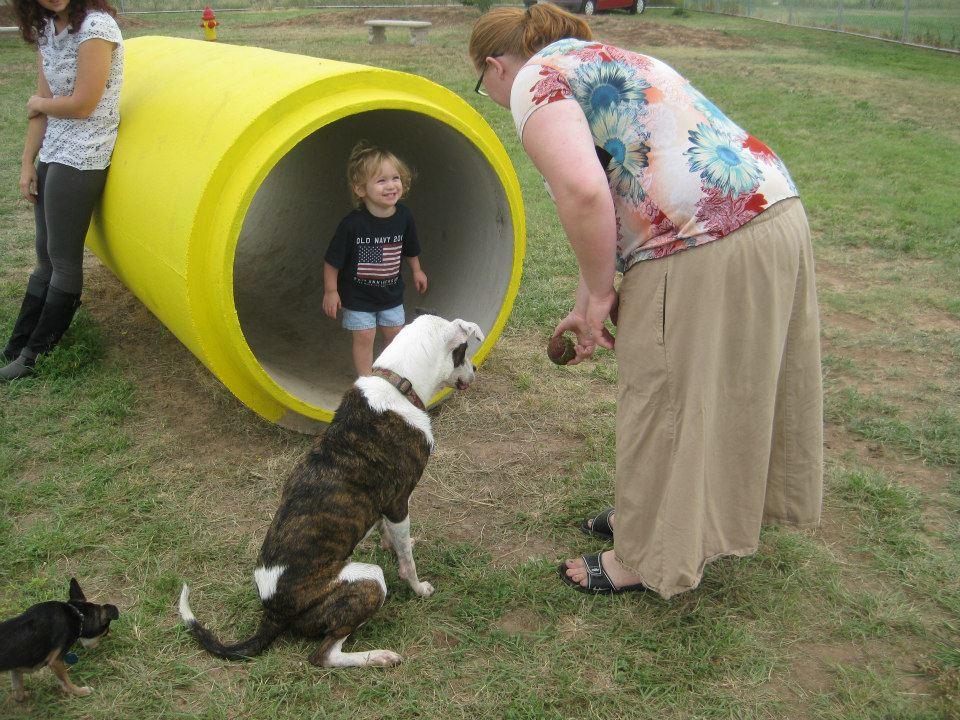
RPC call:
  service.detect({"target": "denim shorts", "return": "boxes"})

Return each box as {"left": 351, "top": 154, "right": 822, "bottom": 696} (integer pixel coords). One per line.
{"left": 341, "top": 304, "right": 405, "bottom": 331}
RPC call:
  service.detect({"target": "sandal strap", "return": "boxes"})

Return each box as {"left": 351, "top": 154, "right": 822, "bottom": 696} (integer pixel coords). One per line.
{"left": 590, "top": 507, "right": 614, "bottom": 536}
{"left": 581, "top": 553, "right": 615, "bottom": 591}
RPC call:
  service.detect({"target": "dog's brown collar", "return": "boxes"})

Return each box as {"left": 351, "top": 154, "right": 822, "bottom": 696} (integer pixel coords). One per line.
{"left": 370, "top": 368, "right": 426, "bottom": 411}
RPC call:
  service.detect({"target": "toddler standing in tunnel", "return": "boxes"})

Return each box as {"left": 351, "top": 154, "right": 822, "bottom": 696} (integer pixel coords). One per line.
{"left": 322, "top": 142, "right": 428, "bottom": 377}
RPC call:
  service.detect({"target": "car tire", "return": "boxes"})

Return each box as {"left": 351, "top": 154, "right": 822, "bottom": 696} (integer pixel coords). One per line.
{"left": 629, "top": 0, "right": 645, "bottom": 13}
{"left": 581, "top": 0, "right": 596, "bottom": 14}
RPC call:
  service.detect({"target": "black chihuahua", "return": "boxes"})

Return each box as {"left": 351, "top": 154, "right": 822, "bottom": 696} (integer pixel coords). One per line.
{"left": 0, "top": 578, "right": 119, "bottom": 702}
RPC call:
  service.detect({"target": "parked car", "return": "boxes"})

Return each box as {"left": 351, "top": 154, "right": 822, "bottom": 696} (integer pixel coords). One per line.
{"left": 523, "top": 0, "right": 645, "bottom": 16}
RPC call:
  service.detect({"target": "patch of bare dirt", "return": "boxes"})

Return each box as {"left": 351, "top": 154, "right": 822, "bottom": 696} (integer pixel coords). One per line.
{"left": 412, "top": 343, "right": 598, "bottom": 565}
{"left": 780, "top": 639, "right": 939, "bottom": 716}
{"left": 589, "top": 16, "right": 748, "bottom": 50}
{"left": 116, "top": 14, "right": 156, "bottom": 30}
{"left": 81, "top": 258, "right": 299, "bottom": 539}
{"left": 243, "top": 7, "right": 476, "bottom": 30}
{"left": 81, "top": 256, "right": 594, "bottom": 567}
{"left": 494, "top": 607, "right": 543, "bottom": 636}
{"left": 242, "top": 8, "right": 747, "bottom": 52}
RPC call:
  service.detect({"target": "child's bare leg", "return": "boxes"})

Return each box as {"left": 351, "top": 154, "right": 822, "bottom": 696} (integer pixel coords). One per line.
{"left": 379, "top": 324, "right": 403, "bottom": 348}
{"left": 352, "top": 328, "right": 376, "bottom": 377}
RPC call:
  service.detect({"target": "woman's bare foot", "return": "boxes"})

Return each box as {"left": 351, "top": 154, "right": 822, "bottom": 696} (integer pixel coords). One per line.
{"left": 563, "top": 550, "right": 643, "bottom": 590}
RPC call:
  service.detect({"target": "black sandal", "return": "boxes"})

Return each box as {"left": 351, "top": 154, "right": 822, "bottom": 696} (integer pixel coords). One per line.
{"left": 557, "top": 552, "right": 646, "bottom": 595}
{"left": 579, "top": 507, "right": 614, "bottom": 541}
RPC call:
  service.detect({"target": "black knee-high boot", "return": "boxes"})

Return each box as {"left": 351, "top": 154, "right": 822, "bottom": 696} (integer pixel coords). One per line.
{"left": 2, "top": 282, "right": 49, "bottom": 362}
{"left": 0, "top": 287, "right": 82, "bottom": 382}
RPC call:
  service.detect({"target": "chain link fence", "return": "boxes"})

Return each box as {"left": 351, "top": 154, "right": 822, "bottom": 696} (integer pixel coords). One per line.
{"left": 685, "top": 0, "right": 959, "bottom": 50}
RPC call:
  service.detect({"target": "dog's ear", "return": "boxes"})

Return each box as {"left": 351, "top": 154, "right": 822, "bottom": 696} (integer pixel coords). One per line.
{"left": 105, "top": 604, "right": 120, "bottom": 621}
{"left": 69, "top": 578, "right": 86, "bottom": 602}
{"left": 444, "top": 319, "right": 484, "bottom": 349}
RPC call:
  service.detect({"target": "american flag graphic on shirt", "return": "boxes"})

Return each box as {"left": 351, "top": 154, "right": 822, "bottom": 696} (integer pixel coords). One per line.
{"left": 356, "top": 241, "right": 402, "bottom": 280}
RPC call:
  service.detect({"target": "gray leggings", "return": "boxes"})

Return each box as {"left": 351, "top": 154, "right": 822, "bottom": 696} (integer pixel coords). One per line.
{"left": 30, "top": 161, "right": 109, "bottom": 296}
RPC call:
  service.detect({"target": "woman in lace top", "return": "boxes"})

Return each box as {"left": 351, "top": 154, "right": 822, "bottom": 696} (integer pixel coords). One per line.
{"left": 2, "top": 0, "right": 123, "bottom": 382}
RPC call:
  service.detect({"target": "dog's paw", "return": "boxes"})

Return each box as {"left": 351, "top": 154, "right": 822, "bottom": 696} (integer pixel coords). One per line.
{"left": 368, "top": 650, "right": 403, "bottom": 667}
{"left": 13, "top": 691, "right": 29, "bottom": 703}
{"left": 413, "top": 581, "right": 435, "bottom": 597}
{"left": 74, "top": 687, "right": 93, "bottom": 697}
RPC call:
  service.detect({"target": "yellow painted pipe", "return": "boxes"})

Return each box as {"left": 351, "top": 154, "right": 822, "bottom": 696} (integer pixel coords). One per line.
{"left": 87, "top": 37, "right": 525, "bottom": 432}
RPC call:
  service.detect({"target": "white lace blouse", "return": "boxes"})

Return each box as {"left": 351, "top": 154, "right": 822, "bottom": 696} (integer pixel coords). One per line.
{"left": 38, "top": 11, "right": 123, "bottom": 171}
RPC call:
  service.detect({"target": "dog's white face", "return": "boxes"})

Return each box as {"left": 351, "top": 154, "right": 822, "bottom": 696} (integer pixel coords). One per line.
{"left": 441, "top": 323, "right": 480, "bottom": 392}
{"left": 374, "top": 314, "right": 484, "bottom": 400}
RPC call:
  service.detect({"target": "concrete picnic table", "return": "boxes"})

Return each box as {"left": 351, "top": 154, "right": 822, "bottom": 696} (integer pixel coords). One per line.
{"left": 364, "top": 19, "right": 432, "bottom": 46}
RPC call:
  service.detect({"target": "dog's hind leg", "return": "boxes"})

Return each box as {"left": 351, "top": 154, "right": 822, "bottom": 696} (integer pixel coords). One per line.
{"left": 10, "top": 670, "right": 28, "bottom": 702}
{"left": 297, "top": 565, "right": 401, "bottom": 668}
{"left": 381, "top": 516, "right": 434, "bottom": 597}
{"left": 49, "top": 658, "right": 92, "bottom": 697}
{"left": 311, "top": 634, "right": 401, "bottom": 669}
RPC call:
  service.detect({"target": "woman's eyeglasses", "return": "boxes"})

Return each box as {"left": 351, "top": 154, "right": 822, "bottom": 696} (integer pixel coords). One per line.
{"left": 474, "top": 54, "right": 503, "bottom": 97}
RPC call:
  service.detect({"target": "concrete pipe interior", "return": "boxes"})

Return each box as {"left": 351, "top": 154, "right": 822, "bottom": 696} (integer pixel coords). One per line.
{"left": 233, "top": 109, "right": 514, "bottom": 413}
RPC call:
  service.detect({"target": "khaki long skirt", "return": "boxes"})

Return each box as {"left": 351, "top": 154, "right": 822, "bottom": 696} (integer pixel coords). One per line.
{"left": 614, "top": 198, "right": 823, "bottom": 599}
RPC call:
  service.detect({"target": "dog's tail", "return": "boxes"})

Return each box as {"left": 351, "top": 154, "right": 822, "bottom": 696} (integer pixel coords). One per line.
{"left": 178, "top": 584, "right": 282, "bottom": 661}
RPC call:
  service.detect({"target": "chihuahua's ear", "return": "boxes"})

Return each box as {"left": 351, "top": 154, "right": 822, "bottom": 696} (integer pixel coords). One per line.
{"left": 444, "top": 319, "right": 484, "bottom": 350}
{"left": 105, "top": 604, "right": 120, "bottom": 621}
{"left": 69, "top": 578, "right": 86, "bottom": 602}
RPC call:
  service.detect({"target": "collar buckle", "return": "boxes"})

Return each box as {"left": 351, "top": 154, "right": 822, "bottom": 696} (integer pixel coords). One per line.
{"left": 370, "top": 368, "right": 425, "bottom": 411}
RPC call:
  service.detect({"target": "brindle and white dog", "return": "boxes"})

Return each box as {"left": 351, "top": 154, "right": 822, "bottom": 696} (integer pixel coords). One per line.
{"left": 178, "top": 314, "right": 484, "bottom": 668}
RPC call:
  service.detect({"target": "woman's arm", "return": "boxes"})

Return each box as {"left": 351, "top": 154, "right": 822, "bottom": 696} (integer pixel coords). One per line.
{"left": 521, "top": 99, "right": 618, "bottom": 358}
{"left": 27, "top": 38, "right": 114, "bottom": 119}
{"left": 20, "top": 58, "right": 49, "bottom": 203}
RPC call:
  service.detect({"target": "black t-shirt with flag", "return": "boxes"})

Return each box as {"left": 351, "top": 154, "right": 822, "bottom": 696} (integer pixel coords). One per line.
{"left": 324, "top": 204, "right": 421, "bottom": 312}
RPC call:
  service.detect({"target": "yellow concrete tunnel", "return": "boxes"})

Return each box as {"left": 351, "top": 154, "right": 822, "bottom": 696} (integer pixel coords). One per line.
{"left": 87, "top": 36, "right": 525, "bottom": 432}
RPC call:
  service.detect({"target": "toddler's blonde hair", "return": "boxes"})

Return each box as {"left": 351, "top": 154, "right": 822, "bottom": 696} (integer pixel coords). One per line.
{"left": 346, "top": 141, "right": 413, "bottom": 209}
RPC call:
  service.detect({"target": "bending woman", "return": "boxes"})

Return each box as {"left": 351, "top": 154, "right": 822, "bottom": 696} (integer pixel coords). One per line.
{"left": 470, "top": 4, "right": 823, "bottom": 598}
{"left": 2, "top": 0, "right": 123, "bottom": 381}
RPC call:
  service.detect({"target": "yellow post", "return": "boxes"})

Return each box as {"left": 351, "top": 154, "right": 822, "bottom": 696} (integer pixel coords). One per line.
{"left": 87, "top": 37, "right": 525, "bottom": 431}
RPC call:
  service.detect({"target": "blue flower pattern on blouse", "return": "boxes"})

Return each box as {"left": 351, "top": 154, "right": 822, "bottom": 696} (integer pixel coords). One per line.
{"left": 511, "top": 39, "right": 799, "bottom": 269}
{"left": 686, "top": 123, "right": 763, "bottom": 198}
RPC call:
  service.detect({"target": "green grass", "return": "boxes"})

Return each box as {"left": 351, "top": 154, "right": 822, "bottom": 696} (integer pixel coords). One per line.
{"left": 1, "top": 7, "right": 959, "bottom": 719}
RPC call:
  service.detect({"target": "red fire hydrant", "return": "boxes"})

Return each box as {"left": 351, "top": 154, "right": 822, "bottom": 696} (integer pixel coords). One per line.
{"left": 200, "top": 6, "right": 219, "bottom": 42}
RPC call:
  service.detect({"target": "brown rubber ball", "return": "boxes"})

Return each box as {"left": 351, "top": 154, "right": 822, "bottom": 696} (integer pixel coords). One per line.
{"left": 547, "top": 334, "right": 576, "bottom": 365}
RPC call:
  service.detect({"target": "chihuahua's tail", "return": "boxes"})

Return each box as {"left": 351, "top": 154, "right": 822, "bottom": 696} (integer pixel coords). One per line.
{"left": 178, "top": 584, "right": 282, "bottom": 661}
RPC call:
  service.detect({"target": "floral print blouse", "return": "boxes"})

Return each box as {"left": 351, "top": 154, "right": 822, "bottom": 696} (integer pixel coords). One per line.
{"left": 511, "top": 39, "right": 798, "bottom": 271}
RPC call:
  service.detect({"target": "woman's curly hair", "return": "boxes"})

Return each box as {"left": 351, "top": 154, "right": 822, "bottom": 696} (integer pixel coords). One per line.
{"left": 12, "top": 0, "right": 118, "bottom": 45}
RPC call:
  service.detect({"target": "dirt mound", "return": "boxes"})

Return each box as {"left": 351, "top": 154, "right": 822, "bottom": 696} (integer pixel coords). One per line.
{"left": 243, "top": 6, "right": 477, "bottom": 30}
{"left": 589, "top": 16, "right": 748, "bottom": 49}
{"left": 1, "top": 4, "right": 18, "bottom": 26}
{"left": 246, "top": 9, "right": 745, "bottom": 50}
